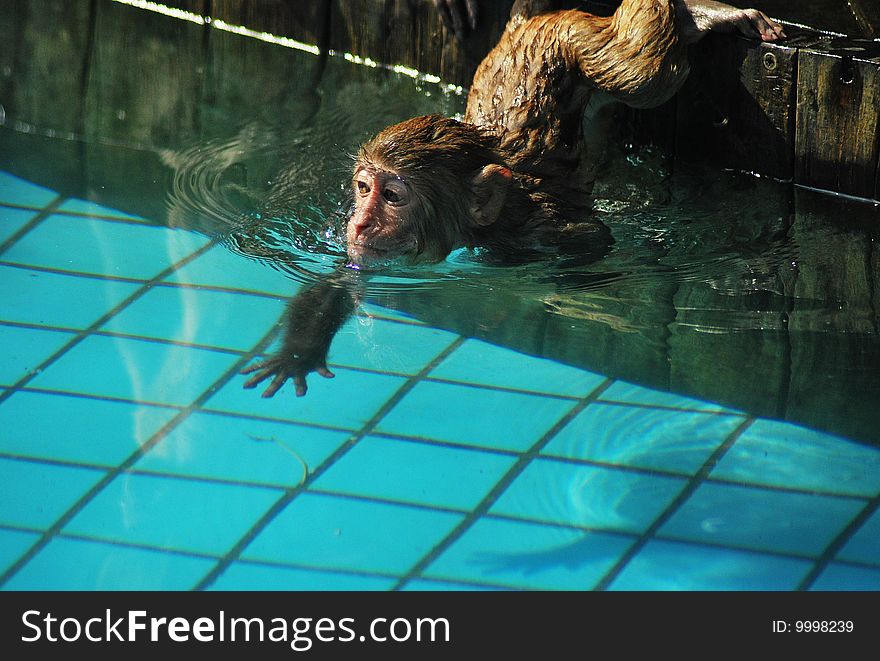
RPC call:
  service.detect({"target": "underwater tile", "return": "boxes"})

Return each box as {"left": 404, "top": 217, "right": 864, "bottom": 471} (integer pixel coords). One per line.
{"left": 0, "top": 528, "right": 40, "bottom": 575}
{"left": 0, "top": 325, "right": 76, "bottom": 386}
{"left": 375, "top": 381, "right": 576, "bottom": 452}
{"left": 2, "top": 215, "right": 210, "bottom": 279}
{"left": 430, "top": 339, "right": 605, "bottom": 397}
{"left": 608, "top": 539, "right": 811, "bottom": 591}
{"left": 313, "top": 436, "right": 515, "bottom": 510}
{"left": 29, "top": 335, "right": 239, "bottom": 406}
{"left": 0, "top": 457, "right": 105, "bottom": 530}
{"left": 164, "top": 244, "right": 297, "bottom": 297}
{"left": 204, "top": 367, "right": 407, "bottom": 431}
{"left": 64, "top": 473, "right": 281, "bottom": 556}
{"left": 56, "top": 198, "right": 149, "bottom": 222}
{"left": 659, "top": 483, "right": 866, "bottom": 557}
{"left": 329, "top": 316, "right": 458, "bottom": 375}
{"left": 836, "top": 507, "right": 880, "bottom": 566}
{"left": 242, "top": 492, "right": 462, "bottom": 575}
{"left": 3, "top": 537, "right": 214, "bottom": 590}
{"left": 542, "top": 403, "right": 740, "bottom": 475}
{"left": 209, "top": 561, "right": 395, "bottom": 591}
{"left": 0, "top": 265, "right": 141, "bottom": 329}
{"left": 102, "top": 285, "right": 283, "bottom": 351}
{"left": 0, "top": 391, "right": 176, "bottom": 466}
{"left": 424, "top": 517, "right": 633, "bottom": 590}
{"left": 599, "top": 381, "right": 737, "bottom": 413}
{"left": 711, "top": 419, "right": 880, "bottom": 497}
{"left": 810, "top": 563, "right": 880, "bottom": 591}
{"left": 490, "top": 458, "right": 686, "bottom": 534}
{"left": 136, "top": 412, "right": 350, "bottom": 487}
{"left": 0, "top": 206, "right": 39, "bottom": 244}
{"left": 0, "top": 172, "right": 57, "bottom": 208}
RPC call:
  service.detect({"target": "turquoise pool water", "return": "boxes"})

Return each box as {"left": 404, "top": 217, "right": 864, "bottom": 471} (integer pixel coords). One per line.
{"left": 0, "top": 0, "right": 878, "bottom": 591}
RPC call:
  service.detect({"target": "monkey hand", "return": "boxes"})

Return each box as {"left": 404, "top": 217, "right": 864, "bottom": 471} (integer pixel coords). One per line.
{"left": 434, "top": 0, "right": 478, "bottom": 40}
{"left": 241, "top": 351, "right": 335, "bottom": 398}
{"left": 240, "top": 272, "right": 357, "bottom": 399}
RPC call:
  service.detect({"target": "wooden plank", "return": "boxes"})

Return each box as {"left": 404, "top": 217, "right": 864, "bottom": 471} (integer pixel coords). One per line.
{"left": 676, "top": 35, "right": 797, "bottom": 181}
{"left": 328, "top": 0, "right": 513, "bottom": 86}
{"left": 208, "top": 0, "right": 330, "bottom": 46}
{"left": 794, "top": 50, "right": 880, "bottom": 200}
{"left": 164, "top": 0, "right": 512, "bottom": 86}
{"left": 0, "top": 0, "right": 94, "bottom": 134}
{"left": 84, "top": 0, "right": 206, "bottom": 147}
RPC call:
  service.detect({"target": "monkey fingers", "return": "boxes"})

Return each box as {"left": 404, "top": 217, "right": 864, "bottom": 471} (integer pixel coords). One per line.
{"left": 735, "top": 9, "right": 786, "bottom": 42}
{"left": 240, "top": 358, "right": 298, "bottom": 398}
{"left": 241, "top": 356, "right": 335, "bottom": 398}
{"left": 290, "top": 364, "right": 334, "bottom": 398}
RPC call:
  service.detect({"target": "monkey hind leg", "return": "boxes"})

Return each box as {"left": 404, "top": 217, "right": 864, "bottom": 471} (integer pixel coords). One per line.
{"left": 573, "top": 0, "right": 690, "bottom": 110}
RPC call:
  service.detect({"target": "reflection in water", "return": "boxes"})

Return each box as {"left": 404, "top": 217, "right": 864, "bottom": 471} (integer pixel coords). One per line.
{"left": 0, "top": 0, "right": 878, "bottom": 445}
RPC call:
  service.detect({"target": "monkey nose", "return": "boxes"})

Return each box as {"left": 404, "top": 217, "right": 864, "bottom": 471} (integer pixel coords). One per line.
{"left": 352, "top": 216, "right": 373, "bottom": 239}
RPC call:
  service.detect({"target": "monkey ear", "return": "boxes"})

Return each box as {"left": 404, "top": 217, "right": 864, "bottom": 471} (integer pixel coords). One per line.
{"left": 470, "top": 164, "right": 512, "bottom": 227}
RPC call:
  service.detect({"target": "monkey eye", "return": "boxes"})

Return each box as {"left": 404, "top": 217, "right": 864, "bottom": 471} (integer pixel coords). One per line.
{"left": 382, "top": 188, "right": 401, "bottom": 203}
{"left": 356, "top": 181, "right": 370, "bottom": 195}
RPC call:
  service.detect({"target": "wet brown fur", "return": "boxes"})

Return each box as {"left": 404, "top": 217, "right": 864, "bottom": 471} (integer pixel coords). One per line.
{"left": 354, "top": 0, "right": 691, "bottom": 262}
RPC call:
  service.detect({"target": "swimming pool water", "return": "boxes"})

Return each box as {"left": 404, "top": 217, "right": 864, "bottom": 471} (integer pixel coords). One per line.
{"left": 0, "top": 0, "right": 878, "bottom": 591}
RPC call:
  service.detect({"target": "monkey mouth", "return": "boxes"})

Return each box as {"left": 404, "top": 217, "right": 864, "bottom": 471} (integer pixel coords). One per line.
{"left": 347, "top": 242, "right": 392, "bottom": 265}
{"left": 347, "top": 241, "right": 413, "bottom": 266}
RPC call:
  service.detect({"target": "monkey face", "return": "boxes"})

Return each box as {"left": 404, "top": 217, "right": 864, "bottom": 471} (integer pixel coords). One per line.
{"left": 346, "top": 166, "right": 420, "bottom": 266}
{"left": 348, "top": 115, "right": 515, "bottom": 268}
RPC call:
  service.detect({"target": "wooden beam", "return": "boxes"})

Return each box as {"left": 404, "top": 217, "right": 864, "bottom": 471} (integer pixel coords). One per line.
{"left": 794, "top": 50, "right": 880, "bottom": 200}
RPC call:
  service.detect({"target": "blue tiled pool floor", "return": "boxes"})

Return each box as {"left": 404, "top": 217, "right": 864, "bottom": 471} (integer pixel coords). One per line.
{"left": 1, "top": 171, "right": 878, "bottom": 591}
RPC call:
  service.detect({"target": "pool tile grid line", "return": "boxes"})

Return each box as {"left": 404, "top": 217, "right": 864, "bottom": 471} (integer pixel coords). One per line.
{"left": 0, "top": 236, "right": 223, "bottom": 409}
{"left": 4, "top": 435, "right": 877, "bottom": 573}
{"left": 1, "top": 520, "right": 505, "bottom": 591}
{"left": 191, "top": 336, "right": 469, "bottom": 590}
{"left": 0, "top": 317, "right": 253, "bottom": 359}
{"left": 0, "top": 259, "right": 288, "bottom": 299}
{"left": 4, "top": 525, "right": 223, "bottom": 564}
{"left": 0, "top": 258, "right": 440, "bottom": 330}
{"left": 0, "top": 257, "right": 305, "bottom": 306}
{"left": 416, "top": 374, "right": 747, "bottom": 417}
{"left": 5, "top": 377, "right": 874, "bottom": 505}
{"left": 0, "top": 201, "right": 151, "bottom": 227}
{"left": 589, "top": 417, "right": 877, "bottom": 590}
{"left": 0, "top": 319, "right": 285, "bottom": 588}
{"left": 796, "top": 497, "right": 880, "bottom": 590}
{"left": 0, "top": 196, "right": 64, "bottom": 256}
{"left": 0, "top": 286, "right": 872, "bottom": 496}
{"left": 390, "top": 378, "right": 615, "bottom": 591}
{"left": 591, "top": 416, "right": 756, "bottom": 591}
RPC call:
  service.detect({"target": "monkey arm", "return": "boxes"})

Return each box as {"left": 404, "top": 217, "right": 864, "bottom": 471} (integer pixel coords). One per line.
{"left": 241, "top": 268, "right": 360, "bottom": 398}
{"left": 676, "top": 1, "right": 785, "bottom": 44}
